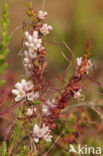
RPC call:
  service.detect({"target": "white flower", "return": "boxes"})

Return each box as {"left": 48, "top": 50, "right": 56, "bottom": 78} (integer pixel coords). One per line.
{"left": 27, "top": 92, "right": 39, "bottom": 102}
{"left": 86, "top": 59, "right": 92, "bottom": 73}
{"left": 33, "top": 31, "right": 38, "bottom": 38}
{"left": 42, "top": 99, "right": 56, "bottom": 115}
{"left": 24, "top": 50, "right": 37, "bottom": 72}
{"left": 33, "top": 124, "right": 52, "bottom": 143}
{"left": 12, "top": 89, "right": 26, "bottom": 102}
{"left": 77, "top": 57, "right": 82, "bottom": 67}
{"left": 29, "top": 50, "right": 37, "bottom": 59}
{"left": 77, "top": 57, "right": 92, "bottom": 74}
{"left": 38, "top": 10, "right": 47, "bottom": 20}
{"left": 25, "top": 31, "right": 29, "bottom": 38}
{"left": 33, "top": 38, "right": 42, "bottom": 50}
{"left": 25, "top": 31, "right": 42, "bottom": 51}
{"left": 24, "top": 51, "right": 33, "bottom": 66}
{"left": 42, "top": 105, "right": 50, "bottom": 115}
{"left": 40, "top": 23, "right": 52, "bottom": 35}
{"left": 46, "top": 99, "right": 55, "bottom": 108}
{"left": 27, "top": 107, "right": 36, "bottom": 116}
{"left": 24, "top": 57, "right": 30, "bottom": 64}
{"left": 43, "top": 133, "right": 53, "bottom": 142}
{"left": 12, "top": 79, "right": 34, "bottom": 102}
{"left": 74, "top": 89, "right": 82, "bottom": 99}
{"left": 24, "top": 50, "right": 37, "bottom": 75}
{"left": 24, "top": 81, "right": 34, "bottom": 91}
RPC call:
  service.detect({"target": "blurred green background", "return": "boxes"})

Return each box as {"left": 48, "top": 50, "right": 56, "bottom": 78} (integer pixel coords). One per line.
{"left": 0, "top": 0, "right": 103, "bottom": 75}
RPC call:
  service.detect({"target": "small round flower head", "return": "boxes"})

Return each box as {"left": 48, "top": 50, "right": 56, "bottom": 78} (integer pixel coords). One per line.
{"left": 77, "top": 57, "right": 82, "bottom": 67}
{"left": 24, "top": 51, "right": 33, "bottom": 67}
{"left": 38, "top": 10, "right": 48, "bottom": 20}
{"left": 33, "top": 124, "right": 52, "bottom": 143}
{"left": 25, "top": 31, "right": 42, "bottom": 51}
{"left": 24, "top": 50, "right": 37, "bottom": 75}
{"left": 12, "top": 79, "right": 34, "bottom": 102}
{"left": 27, "top": 107, "right": 37, "bottom": 116}
{"left": 27, "top": 91, "right": 39, "bottom": 102}
{"left": 40, "top": 23, "right": 52, "bottom": 36}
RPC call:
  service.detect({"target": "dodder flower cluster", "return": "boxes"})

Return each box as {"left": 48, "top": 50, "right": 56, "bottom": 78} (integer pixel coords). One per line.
{"left": 12, "top": 79, "right": 37, "bottom": 102}
{"left": 33, "top": 124, "right": 52, "bottom": 143}
{"left": 43, "top": 43, "right": 93, "bottom": 129}
{"left": 12, "top": 9, "right": 53, "bottom": 143}
{"left": 12, "top": 5, "right": 93, "bottom": 145}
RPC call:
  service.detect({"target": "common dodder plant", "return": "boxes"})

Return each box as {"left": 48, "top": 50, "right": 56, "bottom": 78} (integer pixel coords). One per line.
{"left": 0, "top": 1, "right": 103, "bottom": 156}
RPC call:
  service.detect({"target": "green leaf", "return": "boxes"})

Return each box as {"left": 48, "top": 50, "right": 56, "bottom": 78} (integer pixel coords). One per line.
{"left": 1, "top": 141, "right": 8, "bottom": 156}
{"left": 11, "top": 124, "right": 21, "bottom": 145}
{"left": 0, "top": 3, "right": 10, "bottom": 87}
{"left": 26, "top": 1, "right": 32, "bottom": 10}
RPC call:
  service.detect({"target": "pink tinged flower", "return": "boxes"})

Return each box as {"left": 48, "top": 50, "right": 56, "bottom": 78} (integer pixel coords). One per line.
{"left": 74, "top": 89, "right": 82, "bottom": 99}
{"left": 27, "top": 91, "right": 39, "bottom": 102}
{"left": 12, "top": 79, "right": 34, "bottom": 102}
{"left": 46, "top": 99, "right": 56, "bottom": 108}
{"left": 33, "top": 124, "right": 41, "bottom": 143}
{"left": 28, "top": 64, "right": 33, "bottom": 68}
{"left": 33, "top": 124, "right": 53, "bottom": 143}
{"left": 12, "top": 79, "right": 27, "bottom": 102}
{"left": 24, "top": 58, "right": 30, "bottom": 64}
{"left": 25, "top": 81, "right": 34, "bottom": 91}
{"left": 40, "top": 23, "right": 53, "bottom": 35}
{"left": 42, "top": 99, "right": 56, "bottom": 115}
{"left": 12, "top": 89, "right": 25, "bottom": 102}
{"left": 39, "top": 46, "right": 45, "bottom": 53}
{"left": 41, "top": 124, "right": 52, "bottom": 142}
{"left": 33, "top": 38, "right": 42, "bottom": 50}
{"left": 43, "top": 133, "right": 53, "bottom": 142}
{"left": 77, "top": 57, "right": 82, "bottom": 67}
{"left": 38, "top": 10, "right": 48, "bottom": 20}
{"left": 42, "top": 105, "right": 50, "bottom": 115}
{"left": 27, "top": 107, "right": 36, "bottom": 116}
